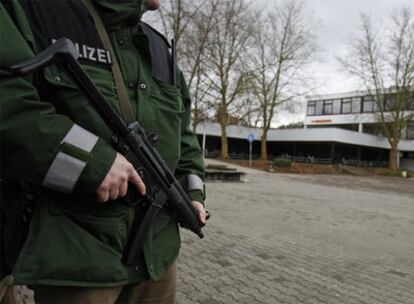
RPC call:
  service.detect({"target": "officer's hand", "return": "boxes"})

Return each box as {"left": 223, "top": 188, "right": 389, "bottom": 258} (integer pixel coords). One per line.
{"left": 192, "top": 201, "right": 207, "bottom": 225}
{"left": 96, "top": 153, "right": 146, "bottom": 203}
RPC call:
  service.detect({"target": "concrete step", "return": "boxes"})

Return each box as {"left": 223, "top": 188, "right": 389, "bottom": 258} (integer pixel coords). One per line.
{"left": 204, "top": 162, "right": 246, "bottom": 182}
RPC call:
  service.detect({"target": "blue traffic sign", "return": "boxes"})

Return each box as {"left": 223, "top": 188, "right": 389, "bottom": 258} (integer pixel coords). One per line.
{"left": 247, "top": 132, "right": 255, "bottom": 143}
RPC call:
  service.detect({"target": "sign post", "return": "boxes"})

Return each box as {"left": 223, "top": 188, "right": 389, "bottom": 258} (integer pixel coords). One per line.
{"left": 201, "top": 104, "right": 207, "bottom": 160}
{"left": 247, "top": 132, "right": 255, "bottom": 167}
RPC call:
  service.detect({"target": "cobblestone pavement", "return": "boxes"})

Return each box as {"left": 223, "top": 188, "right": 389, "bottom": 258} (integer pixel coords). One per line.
{"left": 14, "top": 161, "right": 414, "bottom": 303}
{"left": 176, "top": 160, "right": 414, "bottom": 304}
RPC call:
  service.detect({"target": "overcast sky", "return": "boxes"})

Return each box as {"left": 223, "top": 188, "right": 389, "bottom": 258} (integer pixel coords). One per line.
{"left": 295, "top": 0, "right": 413, "bottom": 95}
{"left": 148, "top": 0, "right": 413, "bottom": 126}
{"left": 258, "top": 0, "right": 414, "bottom": 125}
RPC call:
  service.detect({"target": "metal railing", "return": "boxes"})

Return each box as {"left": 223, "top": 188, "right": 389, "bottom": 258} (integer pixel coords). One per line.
{"left": 205, "top": 151, "right": 388, "bottom": 168}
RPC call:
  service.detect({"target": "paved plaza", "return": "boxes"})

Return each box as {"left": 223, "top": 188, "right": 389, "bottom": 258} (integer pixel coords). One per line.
{"left": 177, "top": 160, "right": 414, "bottom": 304}
{"left": 14, "top": 161, "right": 414, "bottom": 303}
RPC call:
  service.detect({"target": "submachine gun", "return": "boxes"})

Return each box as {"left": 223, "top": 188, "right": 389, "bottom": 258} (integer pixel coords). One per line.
{"left": 11, "top": 38, "right": 209, "bottom": 265}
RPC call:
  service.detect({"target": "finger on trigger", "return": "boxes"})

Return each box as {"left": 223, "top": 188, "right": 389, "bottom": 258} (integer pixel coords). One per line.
{"left": 130, "top": 170, "right": 146, "bottom": 195}
{"left": 97, "top": 190, "right": 109, "bottom": 203}
{"left": 109, "top": 188, "right": 119, "bottom": 200}
{"left": 200, "top": 213, "right": 206, "bottom": 224}
{"left": 198, "top": 209, "right": 206, "bottom": 224}
{"left": 119, "top": 181, "right": 128, "bottom": 197}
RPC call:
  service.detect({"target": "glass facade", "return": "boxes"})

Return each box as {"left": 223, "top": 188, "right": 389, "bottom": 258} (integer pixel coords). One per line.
{"left": 341, "top": 98, "right": 351, "bottom": 114}
{"left": 408, "top": 96, "right": 414, "bottom": 110}
{"left": 407, "top": 122, "right": 414, "bottom": 140}
{"left": 351, "top": 97, "right": 361, "bottom": 113}
{"left": 307, "top": 101, "right": 316, "bottom": 116}
{"left": 315, "top": 101, "right": 324, "bottom": 115}
{"left": 323, "top": 100, "right": 333, "bottom": 115}
{"left": 305, "top": 92, "right": 413, "bottom": 143}
{"left": 362, "top": 95, "right": 375, "bottom": 112}
{"left": 333, "top": 100, "right": 341, "bottom": 114}
{"left": 385, "top": 95, "right": 396, "bottom": 111}
{"left": 305, "top": 94, "right": 412, "bottom": 116}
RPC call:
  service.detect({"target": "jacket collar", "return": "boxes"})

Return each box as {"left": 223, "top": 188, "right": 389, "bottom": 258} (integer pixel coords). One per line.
{"left": 92, "top": 0, "right": 147, "bottom": 31}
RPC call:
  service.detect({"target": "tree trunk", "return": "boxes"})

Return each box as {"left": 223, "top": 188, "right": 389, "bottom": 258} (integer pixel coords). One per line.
{"left": 260, "top": 131, "right": 267, "bottom": 161}
{"left": 217, "top": 103, "right": 229, "bottom": 160}
{"left": 220, "top": 125, "right": 229, "bottom": 160}
{"left": 192, "top": 108, "right": 198, "bottom": 132}
{"left": 389, "top": 145, "right": 399, "bottom": 172}
{"left": 219, "top": 115, "right": 229, "bottom": 160}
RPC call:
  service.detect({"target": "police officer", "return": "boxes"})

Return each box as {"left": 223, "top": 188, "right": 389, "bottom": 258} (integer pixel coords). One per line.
{"left": 0, "top": 0, "right": 206, "bottom": 303}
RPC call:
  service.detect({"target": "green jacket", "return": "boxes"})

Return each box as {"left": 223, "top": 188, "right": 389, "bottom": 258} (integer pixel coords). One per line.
{"left": 0, "top": 0, "right": 205, "bottom": 287}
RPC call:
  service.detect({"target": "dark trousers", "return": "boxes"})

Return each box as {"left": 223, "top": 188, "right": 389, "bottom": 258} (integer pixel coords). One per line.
{"left": 32, "top": 264, "right": 176, "bottom": 304}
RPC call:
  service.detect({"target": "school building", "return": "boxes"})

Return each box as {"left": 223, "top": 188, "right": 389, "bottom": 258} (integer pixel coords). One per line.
{"left": 196, "top": 89, "right": 414, "bottom": 170}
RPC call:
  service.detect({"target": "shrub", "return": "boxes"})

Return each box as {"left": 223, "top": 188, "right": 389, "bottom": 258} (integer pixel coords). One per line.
{"left": 374, "top": 168, "right": 414, "bottom": 178}
{"left": 273, "top": 158, "right": 292, "bottom": 168}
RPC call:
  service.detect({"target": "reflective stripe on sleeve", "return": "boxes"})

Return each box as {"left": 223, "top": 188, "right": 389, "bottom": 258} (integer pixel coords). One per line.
{"left": 187, "top": 174, "right": 204, "bottom": 192}
{"left": 42, "top": 124, "right": 99, "bottom": 193}
{"left": 42, "top": 152, "right": 87, "bottom": 193}
{"left": 62, "top": 124, "right": 98, "bottom": 152}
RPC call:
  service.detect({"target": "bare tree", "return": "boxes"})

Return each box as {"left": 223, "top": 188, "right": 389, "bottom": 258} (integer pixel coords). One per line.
{"left": 203, "top": 0, "right": 252, "bottom": 159}
{"left": 148, "top": 0, "right": 219, "bottom": 131}
{"left": 247, "top": 0, "right": 318, "bottom": 161}
{"left": 339, "top": 7, "right": 414, "bottom": 171}
{"left": 237, "top": 94, "right": 262, "bottom": 127}
{"left": 180, "top": 0, "right": 219, "bottom": 131}
{"left": 156, "top": 0, "right": 203, "bottom": 44}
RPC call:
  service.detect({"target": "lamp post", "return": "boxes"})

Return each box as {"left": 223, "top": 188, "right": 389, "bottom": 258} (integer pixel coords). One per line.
{"left": 247, "top": 132, "right": 255, "bottom": 167}
{"left": 202, "top": 104, "right": 207, "bottom": 160}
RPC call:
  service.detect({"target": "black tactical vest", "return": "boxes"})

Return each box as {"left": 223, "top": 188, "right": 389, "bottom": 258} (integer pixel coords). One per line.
{"left": 2, "top": 0, "right": 175, "bottom": 84}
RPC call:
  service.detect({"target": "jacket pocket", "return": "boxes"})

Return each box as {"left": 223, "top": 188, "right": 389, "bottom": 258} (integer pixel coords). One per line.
{"left": 43, "top": 65, "right": 77, "bottom": 89}
{"left": 49, "top": 199, "right": 130, "bottom": 255}
{"left": 40, "top": 63, "right": 121, "bottom": 141}
{"left": 14, "top": 199, "right": 131, "bottom": 283}
{"left": 43, "top": 64, "right": 114, "bottom": 92}
{"left": 41, "top": 64, "right": 119, "bottom": 118}
{"left": 63, "top": 209, "right": 128, "bottom": 254}
{"left": 150, "top": 79, "right": 184, "bottom": 171}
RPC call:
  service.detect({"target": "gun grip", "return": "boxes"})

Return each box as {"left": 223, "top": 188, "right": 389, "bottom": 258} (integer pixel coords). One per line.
{"left": 11, "top": 38, "right": 79, "bottom": 76}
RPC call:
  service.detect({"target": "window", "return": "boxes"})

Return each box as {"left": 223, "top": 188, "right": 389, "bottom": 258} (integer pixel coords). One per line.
{"left": 333, "top": 99, "right": 341, "bottom": 114}
{"left": 408, "top": 95, "right": 414, "bottom": 110}
{"left": 363, "top": 95, "right": 375, "bottom": 113}
{"left": 352, "top": 97, "right": 361, "bottom": 113}
{"left": 307, "top": 101, "right": 316, "bottom": 116}
{"left": 341, "top": 98, "right": 351, "bottom": 114}
{"left": 324, "top": 100, "right": 333, "bottom": 115}
{"left": 407, "top": 122, "right": 414, "bottom": 140}
{"left": 315, "top": 101, "right": 324, "bottom": 115}
{"left": 385, "top": 94, "right": 396, "bottom": 111}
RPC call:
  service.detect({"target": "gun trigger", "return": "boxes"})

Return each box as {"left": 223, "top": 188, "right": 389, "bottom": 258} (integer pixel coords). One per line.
{"left": 112, "top": 134, "right": 130, "bottom": 155}
{"left": 146, "top": 131, "right": 158, "bottom": 147}
{"left": 138, "top": 169, "right": 144, "bottom": 179}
